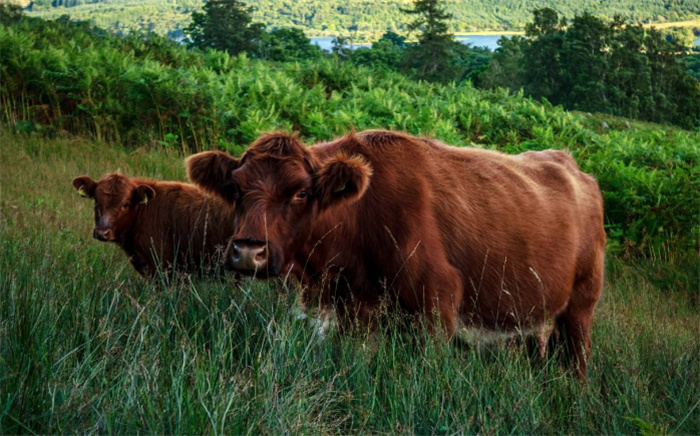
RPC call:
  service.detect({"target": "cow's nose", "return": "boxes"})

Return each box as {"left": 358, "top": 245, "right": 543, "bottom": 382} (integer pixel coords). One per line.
{"left": 230, "top": 241, "right": 268, "bottom": 272}
{"left": 93, "top": 227, "right": 114, "bottom": 242}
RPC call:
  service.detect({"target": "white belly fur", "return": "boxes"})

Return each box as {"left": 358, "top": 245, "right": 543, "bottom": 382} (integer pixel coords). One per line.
{"left": 455, "top": 320, "right": 554, "bottom": 355}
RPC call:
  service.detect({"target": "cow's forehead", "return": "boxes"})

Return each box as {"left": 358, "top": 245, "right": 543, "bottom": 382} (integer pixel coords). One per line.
{"left": 96, "top": 175, "right": 132, "bottom": 200}
{"left": 238, "top": 156, "right": 311, "bottom": 190}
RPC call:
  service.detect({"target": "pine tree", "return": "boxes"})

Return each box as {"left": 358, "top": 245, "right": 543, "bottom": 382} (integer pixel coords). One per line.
{"left": 401, "top": 0, "right": 456, "bottom": 82}
{"left": 185, "top": 0, "right": 265, "bottom": 56}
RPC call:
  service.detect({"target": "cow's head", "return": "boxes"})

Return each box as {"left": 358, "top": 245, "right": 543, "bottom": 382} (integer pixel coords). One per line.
{"left": 187, "top": 133, "right": 372, "bottom": 277}
{"left": 72, "top": 173, "right": 155, "bottom": 242}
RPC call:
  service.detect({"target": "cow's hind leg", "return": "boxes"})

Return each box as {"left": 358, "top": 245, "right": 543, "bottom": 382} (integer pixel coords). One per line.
{"left": 424, "top": 265, "right": 464, "bottom": 339}
{"left": 557, "top": 255, "right": 604, "bottom": 379}
{"left": 396, "top": 259, "right": 463, "bottom": 339}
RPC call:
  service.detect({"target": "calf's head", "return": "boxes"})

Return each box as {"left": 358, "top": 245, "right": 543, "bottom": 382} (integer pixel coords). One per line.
{"left": 187, "top": 134, "right": 372, "bottom": 277}
{"left": 72, "top": 173, "right": 155, "bottom": 242}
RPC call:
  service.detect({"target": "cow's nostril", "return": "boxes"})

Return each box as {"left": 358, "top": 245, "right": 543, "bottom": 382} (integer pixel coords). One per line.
{"left": 255, "top": 246, "right": 267, "bottom": 263}
{"left": 94, "top": 228, "right": 107, "bottom": 241}
{"left": 232, "top": 244, "right": 242, "bottom": 262}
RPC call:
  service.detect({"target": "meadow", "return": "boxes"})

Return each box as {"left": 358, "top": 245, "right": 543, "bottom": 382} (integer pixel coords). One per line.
{"left": 1, "top": 129, "right": 699, "bottom": 434}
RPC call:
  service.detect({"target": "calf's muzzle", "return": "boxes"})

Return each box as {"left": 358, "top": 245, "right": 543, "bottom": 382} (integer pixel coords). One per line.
{"left": 93, "top": 227, "right": 115, "bottom": 242}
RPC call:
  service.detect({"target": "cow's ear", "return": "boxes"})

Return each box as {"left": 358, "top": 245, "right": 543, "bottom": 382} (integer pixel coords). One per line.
{"left": 314, "top": 153, "right": 372, "bottom": 211}
{"left": 133, "top": 185, "right": 156, "bottom": 205}
{"left": 72, "top": 175, "right": 96, "bottom": 199}
{"left": 186, "top": 151, "right": 241, "bottom": 202}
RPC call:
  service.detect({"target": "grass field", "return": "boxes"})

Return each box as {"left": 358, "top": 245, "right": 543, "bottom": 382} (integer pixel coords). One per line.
{"left": 1, "top": 129, "right": 699, "bottom": 434}
{"left": 456, "top": 19, "right": 700, "bottom": 36}
{"left": 644, "top": 19, "right": 700, "bottom": 29}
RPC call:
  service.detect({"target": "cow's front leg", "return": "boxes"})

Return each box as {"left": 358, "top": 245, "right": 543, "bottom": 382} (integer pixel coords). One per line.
{"left": 424, "top": 271, "right": 463, "bottom": 339}
{"left": 292, "top": 276, "right": 339, "bottom": 339}
{"left": 399, "top": 262, "right": 463, "bottom": 339}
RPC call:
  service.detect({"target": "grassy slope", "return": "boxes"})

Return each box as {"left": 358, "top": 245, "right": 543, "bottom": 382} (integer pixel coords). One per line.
{"left": 1, "top": 129, "right": 698, "bottom": 434}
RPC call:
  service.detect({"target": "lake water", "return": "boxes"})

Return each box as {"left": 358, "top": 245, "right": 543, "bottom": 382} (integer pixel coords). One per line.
{"left": 310, "top": 37, "right": 367, "bottom": 52}
{"left": 311, "top": 35, "right": 510, "bottom": 52}
{"left": 455, "top": 35, "right": 511, "bottom": 50}
{"left": 313, "top": 35, "right": 700, "bottom": 52}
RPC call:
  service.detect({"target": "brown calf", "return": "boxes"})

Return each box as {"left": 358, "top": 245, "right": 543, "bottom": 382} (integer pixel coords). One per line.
{"left": 72, "top": 172, "right": 236, "bottom": 276}
{"left": 187, "top": 130, "right": 606, "bottom": 377}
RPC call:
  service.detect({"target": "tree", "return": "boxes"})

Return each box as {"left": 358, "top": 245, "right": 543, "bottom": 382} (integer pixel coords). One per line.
{"left": 522, "top": 8, "right": 566, "bottom": 104}
{"left": 510, "top": 9, "right": 700, "bottom": 129}
{"left": 453, "top": 44, "right": 493, "bottom": 85}
{"left": 0, "top": 3, "right": 24, "bottom": 26}
{"left": 258, "top": 28, "right": 322, "bottom": 62}
{"left": 524, "top": 8, "right": 562, "bottom": 37}
{"left": 643, "top": 29, "right": 700, "bottom": 128}
{"left": 685, "top": 48, "right": 700, "bottom": 81}
{"left": 664, "top": 27, "right": 696, "bottom": 50}
{"left": 331, "top": 36, "right": 352, "bottom": 60}
{"left": 606, "top": 19, "right": 652, "bottom": 119}
{"left": 377, "top": 31, "right": 408, "bottom": 49}
{"left": 559, "top": 12, "right": 610, "bottom": 112}
{"left": 401, "top": 0, "right": 457, "bottom": 82}
{"left": 349, "top": 31, "right": 408, "bottom": 71}
{"left": 479, "top": 35, "right": 526, "bottom": 90}
{"left": 185, "top": 0, "right": 265, "bottom": 56}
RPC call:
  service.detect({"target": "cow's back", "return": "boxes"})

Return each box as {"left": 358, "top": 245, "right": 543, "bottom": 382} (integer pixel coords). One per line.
{"left": 125, "top": 181, "right": 236, "bottom": 275}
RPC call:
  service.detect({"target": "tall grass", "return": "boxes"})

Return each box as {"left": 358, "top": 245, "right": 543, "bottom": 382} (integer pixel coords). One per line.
{"left": 1, "top": 131, "right": 698, "bottom": 434}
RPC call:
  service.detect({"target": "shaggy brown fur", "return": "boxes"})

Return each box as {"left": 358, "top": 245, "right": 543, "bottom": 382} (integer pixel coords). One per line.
{"left": 72, "top": 173, "right": 236, "bottom": 276}
{"left": 187, "top": 130, "right": 606, "bottom": 378}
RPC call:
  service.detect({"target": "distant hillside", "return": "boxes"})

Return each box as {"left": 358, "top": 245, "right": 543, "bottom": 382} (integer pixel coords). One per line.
{"left": 23, "top": 0, "right": 700, "bottom": 39}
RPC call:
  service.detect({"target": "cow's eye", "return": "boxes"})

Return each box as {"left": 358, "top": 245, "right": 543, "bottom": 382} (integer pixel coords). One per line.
{"left": 121, "top": 203, "right": 130, "bottom": 211}
{"left": 295, "top": 190, "right": 308, "bottom": 200}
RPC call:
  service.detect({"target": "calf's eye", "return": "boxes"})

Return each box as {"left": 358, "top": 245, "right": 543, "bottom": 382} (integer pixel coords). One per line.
{"left": 295, "top": 190, "right": 308, "bottom": 200}
{"left": 121, "top": 203, "right": 130, "bottom": 211}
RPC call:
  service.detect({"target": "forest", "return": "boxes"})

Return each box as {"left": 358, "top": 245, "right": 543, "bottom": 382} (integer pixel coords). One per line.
{"left": 1, "top": 4, "right": 699, "bottom": 434}
{"left": 25, "top": 0, "right": 700, "bottom": 38}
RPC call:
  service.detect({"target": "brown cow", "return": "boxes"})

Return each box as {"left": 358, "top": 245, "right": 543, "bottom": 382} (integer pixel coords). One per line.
{"left": 187, "top": 130, "right": 606, "bottom": 377}
{"left": 72, "top": 172, "right": 236, "bottom": 277}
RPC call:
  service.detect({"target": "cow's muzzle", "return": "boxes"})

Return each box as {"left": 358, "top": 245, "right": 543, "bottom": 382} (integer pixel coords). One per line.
{"left": 228, "top": 240, "right": 269, "bottom": 273}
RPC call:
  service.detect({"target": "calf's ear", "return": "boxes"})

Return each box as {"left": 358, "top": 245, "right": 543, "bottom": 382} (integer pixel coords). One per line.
{"left": 186, "top": 151, "right": 241, "bottom": 202}
{"left": 314, "top": 153, "right": 372, "bottom": 211}
{"left": 72, "top": 175, "right": 96, "bottom": 199}
{"left": 134, "top": 185, "right": 156, "bottom": 205}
